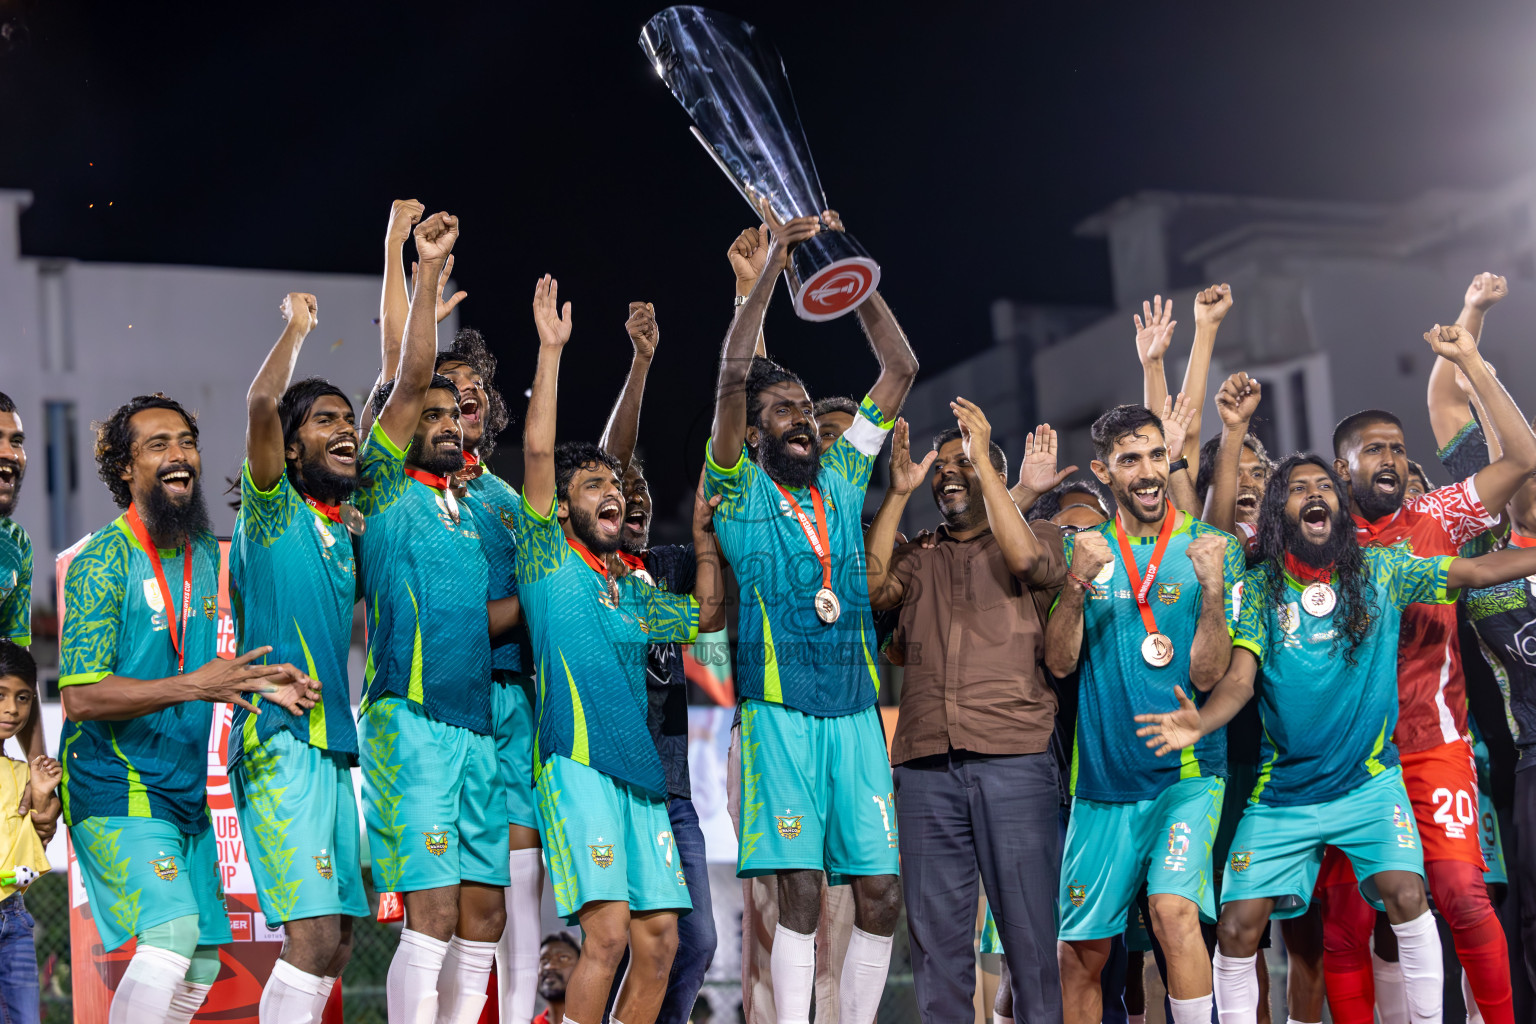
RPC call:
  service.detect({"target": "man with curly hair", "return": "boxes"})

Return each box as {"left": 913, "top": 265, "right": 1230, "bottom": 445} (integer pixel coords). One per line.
{"left": 1137, "top": 453, "right": 1536, "bottom": 1022}
{"left": 60, "top": 392, "right": 315, "bottom": 1024}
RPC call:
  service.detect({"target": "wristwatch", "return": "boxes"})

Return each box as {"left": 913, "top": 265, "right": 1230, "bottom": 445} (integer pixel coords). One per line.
{"left": 1168, "top": 457, "right": 1189, "bottom": 474}
{"left": 733, "top": 294, "right": 748, "bottom": 308}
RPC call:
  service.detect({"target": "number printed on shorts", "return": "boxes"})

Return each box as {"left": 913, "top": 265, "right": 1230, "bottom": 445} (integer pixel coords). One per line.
{"left": 1164, "top": 822, "right": 1191, "bottom": 872}
{"left": 872, "top": 793, "right": 897, "bottom": 848}
{"left": 1431, "top": 787, "right": 1476, "bottom": 840}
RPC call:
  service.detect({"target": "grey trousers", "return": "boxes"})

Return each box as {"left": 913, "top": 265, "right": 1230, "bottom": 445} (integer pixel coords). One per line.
{"left": 894, "top": 750, "right": 1063, "bottom": 1024}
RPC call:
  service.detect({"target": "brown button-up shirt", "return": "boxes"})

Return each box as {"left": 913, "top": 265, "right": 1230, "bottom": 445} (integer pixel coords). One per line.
{"left": 888, "top": 521, "right": 1066, "bottom": 765}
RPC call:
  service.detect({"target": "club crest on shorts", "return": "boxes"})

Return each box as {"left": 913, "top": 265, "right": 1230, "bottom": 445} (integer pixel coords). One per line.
{"left": 1157, "top": 582, "right": 1181, "bottom": 605}
{"left": 203, "top": 595, "right": 217, "bottom": 620}
{"left": 590, "top": 844, "right": 615, "bottom": 868}
{"left": 1067, "top": 880, "right": 1087, "bottom": 908}
{"left": 775, "top": 814, "right": 804, "bottom": 840}
{"left": 423, "top": 831, "right": 449, "bottom": 856}
{"left": 1229, "top": 851, "right": 1252, "bottom": 873}
{"left": 314, "top": 854, "right": 334, "bottom": 879}
{"left": 149, "top": 856, "right": 179, "bottom": 882}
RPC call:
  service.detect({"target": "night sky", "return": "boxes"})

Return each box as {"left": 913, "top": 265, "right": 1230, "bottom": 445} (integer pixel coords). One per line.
{"left": 4, "top": 0, "right": 1535, "bottom": 523}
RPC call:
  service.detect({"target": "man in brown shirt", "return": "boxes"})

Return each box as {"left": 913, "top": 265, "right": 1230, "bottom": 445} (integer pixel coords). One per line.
{"left": 867, "top": 400, "right": 1069, "bottom": 1024}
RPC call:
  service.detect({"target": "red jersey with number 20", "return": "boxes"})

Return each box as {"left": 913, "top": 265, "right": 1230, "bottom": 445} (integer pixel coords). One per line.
{"left": 1353, "top": 477, "right": 1497, "bottom": 754}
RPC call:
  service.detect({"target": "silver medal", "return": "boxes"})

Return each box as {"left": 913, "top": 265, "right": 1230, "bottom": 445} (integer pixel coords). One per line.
{"left": 814, "top": 587, "right": 841, "bottom": 624}
{"left": 339, "top": 502, "right": 366, "bottom": 537}
{"left": 1300, "top": 582, "right": 1336, "bottom": 617}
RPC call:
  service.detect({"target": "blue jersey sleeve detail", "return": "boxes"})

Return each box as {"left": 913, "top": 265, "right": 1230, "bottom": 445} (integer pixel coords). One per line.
{"left": 354, "top": 421, "right": 409, "bottom": 517}
{"left": 513, "top": 492, "right": 567, "bottom": 586}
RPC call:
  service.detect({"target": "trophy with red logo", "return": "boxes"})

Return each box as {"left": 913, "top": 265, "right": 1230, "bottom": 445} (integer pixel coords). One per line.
{"left": 640, "top": 6, "right": 880, "bottom": 322}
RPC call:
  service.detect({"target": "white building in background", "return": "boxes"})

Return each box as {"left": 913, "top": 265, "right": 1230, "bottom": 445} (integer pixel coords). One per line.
{"left": 0, "top": 188, "right": 456, "bottom": 638}
{"left": 902, "top": 174, "right": 1536, "bottom": 533}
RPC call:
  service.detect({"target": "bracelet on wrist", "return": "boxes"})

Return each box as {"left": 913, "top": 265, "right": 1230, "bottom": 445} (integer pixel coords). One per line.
{"left": 1066, "top": 569, "right": 1095, "bottom": 590}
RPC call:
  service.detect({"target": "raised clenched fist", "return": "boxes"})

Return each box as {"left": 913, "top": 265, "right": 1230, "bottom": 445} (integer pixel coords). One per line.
{"left": 1184, "top": 533, "right": 1228, "bottom": 585}
{"left": 1464, "top": 273, "right": 1508, "bottom": 313}
{"left": 413, "top": 211, "right": 459, "bottom": 264}
{"left": 1194, "top": 283, "right": 1233, "bottom": 326}
{"left": 626, "top": 302, "right": 659, "bottom": 360}
{"left": 281, "top": 292, "right": 317, "bottom": 334}
{"left": 1071, "top": 530, "right": 1112, "bottom": 582}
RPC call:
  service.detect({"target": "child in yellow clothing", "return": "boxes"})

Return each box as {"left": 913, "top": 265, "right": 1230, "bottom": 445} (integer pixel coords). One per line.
{"left": 0, "top": 640, "right": 61, "bottom": 1024}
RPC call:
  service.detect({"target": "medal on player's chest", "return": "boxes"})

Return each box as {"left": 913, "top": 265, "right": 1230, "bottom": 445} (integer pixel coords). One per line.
{"left": 1112, "top": 503, "right": 1180, "bottom": 668}
{"left": 1140, "top": 632, "right": 1174, "bottom": 667}
{"left": 814, "top": 587, "right": 841, "bottom": 625}
{"left": 775, "top": 481, "right": 839, "bottom": 625}
{"left": 1300, "top": 582, "right": 1336, "bottom": 617}
{"left": 339, "top": 502, "right": 366, "bottom": 536}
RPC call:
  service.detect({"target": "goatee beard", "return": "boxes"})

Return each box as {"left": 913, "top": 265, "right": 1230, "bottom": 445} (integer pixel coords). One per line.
{"left": 619, "top": 526, "right": 647, "bottom": 557}
{"left": 1351, "top": 478, "right": 1402, "bottom": 521}
{"left": 1114, "top": 479, "right": 1166, "bottom": 524}
{"left": 294, "top": 444, "right": 357, "bottom": 505}
{"left": 1283, "top": 515, "right": 1353, "bottom": 569}
{"left": 757, "top": 430, "right": 821, "bottom": 490}
{"left": 141, "top": 479, "right": 212, "bottom": 541}
{"left": 570, "top": 506, "right": 622, "bottom": 556}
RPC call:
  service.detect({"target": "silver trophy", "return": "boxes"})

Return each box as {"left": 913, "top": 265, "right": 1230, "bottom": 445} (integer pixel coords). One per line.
{"left": 640, "top": 6, "right": 880, "bottom": 322}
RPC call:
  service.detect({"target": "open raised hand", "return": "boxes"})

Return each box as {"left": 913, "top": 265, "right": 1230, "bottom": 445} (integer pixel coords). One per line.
{"left": 533, "top": 274, "right": 573, "bottom": 348}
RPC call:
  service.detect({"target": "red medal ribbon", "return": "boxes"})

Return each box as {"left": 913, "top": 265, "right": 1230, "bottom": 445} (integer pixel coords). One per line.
{"left": 459, "top": 451, "right": 484, "bottom": 482}
{"left": 773, "top": 482, "right": 834, "bottom": 594}
{"left": 1282, "top": 552, "right": 1334, "bottom": 585}
{"left": 125, "top": 503, "right": 194, "bottom": 674}
{"left": 616, "top": 551, "right": 647, "bottom": 574}
{"left": 1110, "top": 500, "right": 1177, "bottom": 641}
{"left": 1509, "top": 530, "right": 1536, "bottom": 550}
{"left": 566, "top": 536, "right": 612, "bottom": 579}
{"left": 303, "top": 494, "right": 343, "bottom": 524}
{"left": 404, "top": 466, "right": 451, "bottom": 491}
{"left": 462, "top": 452, "right": 480, "bottom": 466}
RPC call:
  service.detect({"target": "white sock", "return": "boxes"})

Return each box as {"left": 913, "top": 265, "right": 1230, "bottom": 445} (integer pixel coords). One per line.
{"left": 769, "top": 923, "right": 816, "bottom": 1024}
{"left": 389, "top": 928, "right": 449, "bottom": 1024}
{"left": 994, "top": 1016, "right": 1014, "bottom": 1024}
{"left": 164, "top": 981, "right": 213, "bottom": 1024}
{"left": 1169, "top": 993, "right": 1215, "bottom": 1024}
{"left": 436, "top": 935, "right": 498, "bottom": 1024}
{"left": 837, "top": 927, "right": 893, "bottom": 1024}
{"left": 261, "top": 958, "right": 323, "bottom": 1024}
{"left": 498, "top": 848, "right": 545, "bottom": 1024}
{"left": 109, "top": 945, "right": 191, "bottom": 1024}
{"left": 1390, "top": 911, "right": 1444, "bottom": 1023}
{"left": 313, "top": 975, "right": 338, "bottom": 1020}
{"left": 1463, "top": 969, "right": 1485, "bottom": 1024}
{"left": 1286, "top": 1019, "right": 1319, "bottom": 1024}
{"left": 1373, "top": 951, "right": 1407, "bottom": 1024}
{"left": 1213, "top": 951, "right": 1258, "bottom": 1022}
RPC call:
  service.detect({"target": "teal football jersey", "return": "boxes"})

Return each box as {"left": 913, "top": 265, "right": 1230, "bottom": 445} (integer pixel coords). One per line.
{"left": 59, "top": 519, "right": 222, "bottom": 833}
{"left": 463, "top": 469, "right": 524, "bottom": 674}
{"left": 1235, "top": 546, "right": 1452, "bottom": 806}
{"left": 513, "top": 494, "right": 697, "bottom": 797}
{"left": 1063, "top": 513, "right": 1244, "bottom": 802}
{"left": 0, "top": 517, "right": 30, "bottom": 645}
{"left": 354, "top": 421, "right": 492, "bottom": 734}
{"left": 704, "top": 395, "right": 891, "bottom": 717}
{"left": 229, "top": 463, "right": 359, "bottom": 771}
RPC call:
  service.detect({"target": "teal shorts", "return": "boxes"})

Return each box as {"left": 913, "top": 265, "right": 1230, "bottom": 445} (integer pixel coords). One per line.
{"left": 71, "top": 816, "right": 234, "bottom": 953}
{"left": 979, "top": 903, "right": 1001, "bottom": 954}
{"left": 1219, "top": 768, "right": 1424, "bottom": 918}
{"left": 1059, "top": 775, "right": 1224, "bottom": 941}
{"left": 535, "top": 754, "right": 690, "bottom": 924}
{"left": 231, "top": 730, "right": 369, "bottom": 928}
{"left": 360, "top": 696, "right": 510, "bottom": 893}
{"left": 1478, "top": 785, "right": 1507, "bottom": 887}
{"left": 736, "top": 699, "right": 899, "bottom": 884}
{"left": 493, "top": 677, "right": 540, "bottom": 830}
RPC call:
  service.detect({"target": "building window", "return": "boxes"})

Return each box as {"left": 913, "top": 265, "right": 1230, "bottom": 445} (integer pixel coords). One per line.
{"left": 45, "top": 400, "right": 79, "bottom": 550}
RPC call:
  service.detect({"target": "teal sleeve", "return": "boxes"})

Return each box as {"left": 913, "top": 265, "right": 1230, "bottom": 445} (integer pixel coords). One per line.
{"left": 0, "top": 531, "right": 29, "bottom": 646}
{"left": 1385, "top": 547, "right": 1455, "bottom": 608}
{"left": 512, "top": 492, "right": 568, "bottom": 587}
{"left": 238, "top": 460, "right": 303, "bottom": 546}
{"left": 60, "top": 531, "right": 127, "bottom": 687}
{"left": 1232, "top": 566, "right": 1268, "bottom": 663}
{"left": 353, "top": 420, "right": 408, "bottom": 517}
{"left": 642, "top": 585, "right": 700, "bottom": 644}
{"left": 703, "top": 437, "right": 753, "bottom": 511}
{"left": 1221, "top": 532, "right": 1247, "bottom": 631}
{"left": 822, "top": 435, "right": 875, "bottom": 492}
